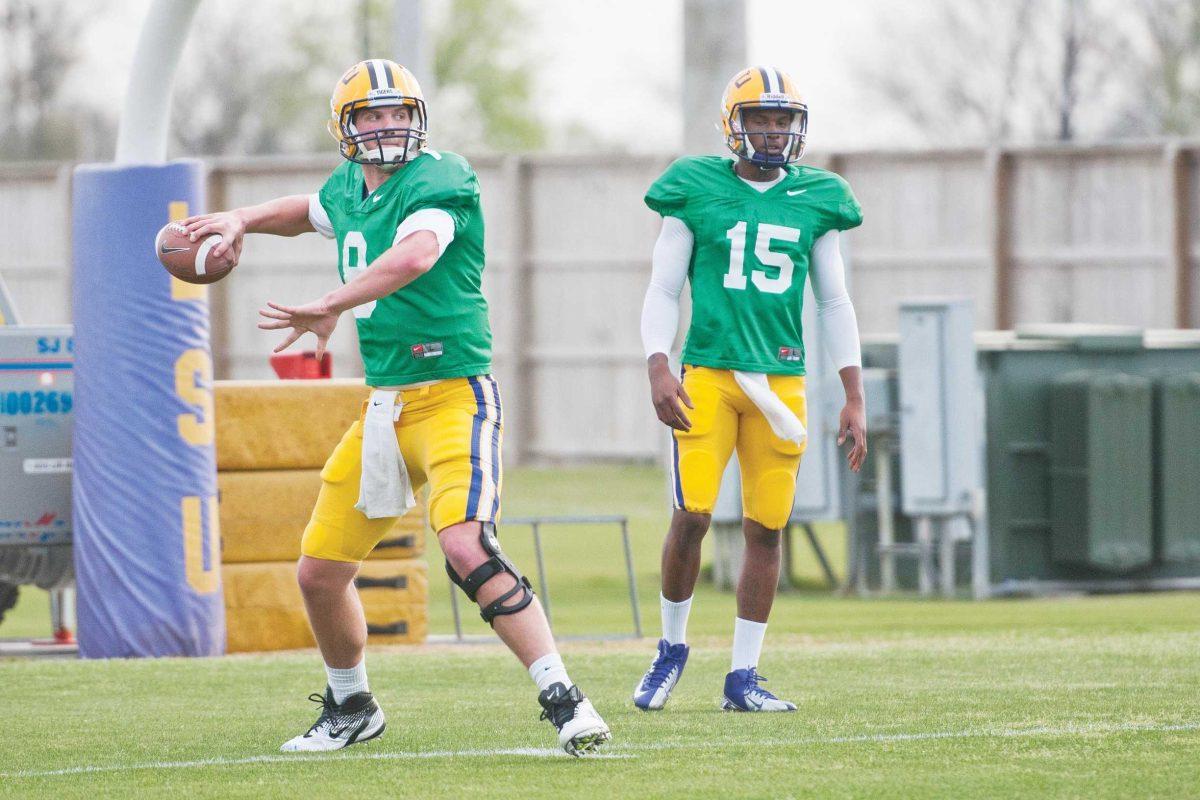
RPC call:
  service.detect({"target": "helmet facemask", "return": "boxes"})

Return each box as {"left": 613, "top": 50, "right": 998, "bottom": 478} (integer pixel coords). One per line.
{"left": 728, "top": 102, "right": 808, "bottom": 167}
{"left": 337, "top": 95, "right": 428, "bottom": 168}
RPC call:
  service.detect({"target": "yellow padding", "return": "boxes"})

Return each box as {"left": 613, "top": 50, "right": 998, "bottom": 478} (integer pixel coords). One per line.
{"left": 223, "top": 559, "right": 428, "bottom": 653}
{"left": 218, "top": 469, "right": 426, "bottom": 563}
{"left": 370, "top": 510, "right": 427, "bottom": 560}
{"left": 215, "top": 379, "right": 370, "bottom": 470}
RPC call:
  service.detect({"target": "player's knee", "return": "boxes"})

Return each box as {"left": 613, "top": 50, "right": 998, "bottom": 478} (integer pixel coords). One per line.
{"left": 673, "top": 510, "right": 712, "bottom": 541}
{"left": 437, "top": 522, "right": 487, "bottom": 575}
{"left": 744, "top": 523, "right": 783, "bottom": 550}
{"left": 296, "top": 557, "right": 354, "bottom": 598}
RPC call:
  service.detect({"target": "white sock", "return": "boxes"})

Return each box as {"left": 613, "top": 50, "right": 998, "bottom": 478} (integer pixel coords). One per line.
{"left": 528, "top": 653, "right": 573, "bottom": 692}
{"left": 326, "top": 658, "right": 369, "bottom": 704}
{"left": 661, "top": 594, "right": 692, "bottom": 646}
{"left": 731, "top": 618, "right": 768, "bottom": 672}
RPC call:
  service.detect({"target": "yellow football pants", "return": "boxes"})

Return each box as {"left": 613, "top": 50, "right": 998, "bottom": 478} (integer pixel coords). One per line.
{"left": 669, "top": 366, "right": 807, "bottom": 531}
{"left": 301, "top": 375, "right": 503, "bottom": 563}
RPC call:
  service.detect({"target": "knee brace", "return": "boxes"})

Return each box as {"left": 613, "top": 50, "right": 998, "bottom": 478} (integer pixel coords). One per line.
{"left": 445, "top": 522, "right": 535, "bottom": 626}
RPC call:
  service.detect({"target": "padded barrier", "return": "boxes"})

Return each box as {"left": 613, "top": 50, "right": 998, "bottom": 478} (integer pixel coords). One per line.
{"left": 214, "top": 379, "right": 371, "bottom": 471}
{"left": 72, "top": 161, "right": 224, "bottom": 658}
{"left": 223, "top": 559, "right": 427, "bottom": 652}
{"left": 217, "top": 469, "right": 425, "bottom": 563}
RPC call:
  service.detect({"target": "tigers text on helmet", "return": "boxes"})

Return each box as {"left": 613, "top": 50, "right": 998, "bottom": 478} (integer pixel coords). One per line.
{"left": 328, "top": 59, "right": 427, "bottom": 167}
{"left": 720, "top": 66, "right": 808, "bottom": 167}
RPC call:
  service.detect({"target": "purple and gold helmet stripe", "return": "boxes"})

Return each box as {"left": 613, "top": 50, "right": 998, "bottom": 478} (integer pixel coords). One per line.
{"left": 366, "top": 59, "right": 394, "bottom": 90}
{"left": 757, "top": 66, "right": 772, "bottom": 94}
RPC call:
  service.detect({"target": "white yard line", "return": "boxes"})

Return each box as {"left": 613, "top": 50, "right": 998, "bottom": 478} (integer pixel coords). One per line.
{"left": 3, "top": 720, "right": 1197, "bottom": 780}
{"left": 2, "top": 747, "right": 630, "bottom": 778}
{"left": 618, "top": 720, "right": 1200, "bottom": 751}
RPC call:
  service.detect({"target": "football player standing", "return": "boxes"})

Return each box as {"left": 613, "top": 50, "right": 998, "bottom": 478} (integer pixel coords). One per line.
{"left": 180, "top": 60, "right": 610, "bottom": 756}
{"left": 633, "top": 66, "right": 868, "bottom": 712}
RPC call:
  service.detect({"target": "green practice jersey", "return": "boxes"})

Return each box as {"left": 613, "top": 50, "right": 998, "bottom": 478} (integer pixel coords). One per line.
{"left": 317, "top": 150, "right": 492, "bottom": 385}
{"left": 644, "top": 156, "right": 863, "bottom": 375}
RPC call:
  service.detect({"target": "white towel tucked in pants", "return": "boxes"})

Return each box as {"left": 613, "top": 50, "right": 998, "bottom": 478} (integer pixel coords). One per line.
{"left": 355, "top": 389, "right": 417, "bottom": 519}
{"left": 732, "top": 371, "right": 808, "bottom": 447}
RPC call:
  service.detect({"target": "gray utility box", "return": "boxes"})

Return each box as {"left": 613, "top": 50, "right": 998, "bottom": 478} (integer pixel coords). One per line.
{"left": 898, "top": 299, "right": 981, "bottom": 517}
{"left": 1049, "top": 372, "right": 1154, "bottom": 572}
{"left": 0, "top": 325, "right": 74, "bottom": 589}
{"left": 847, "top": 326, "right": 1200, "bottom": 597}
{"left": 1157, "top": 373, "right": 1200, "bottom": 563}
{"left": 980, "top": 326, "right": 1200, "bottom": 593}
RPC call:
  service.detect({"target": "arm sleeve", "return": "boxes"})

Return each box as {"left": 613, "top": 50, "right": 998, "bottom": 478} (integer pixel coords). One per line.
{"left": 809, "top": 230, "right": 862, "bottom": 370}
{"left": 393, "top": 207, "right": 455, "bottom": 257}
{"left": 308, "top": 193, "right": 334, "bottom": 239}
{"left": 640, "top": 215, "right": 694, "bottom": 358}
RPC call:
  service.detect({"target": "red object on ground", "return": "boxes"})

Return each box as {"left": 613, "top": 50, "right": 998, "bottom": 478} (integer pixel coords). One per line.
{"left": 270, "top": 351, "right": 332, "bottom": 379}
{"left": 53, "top": 627, "right": 75, "bottom": 644}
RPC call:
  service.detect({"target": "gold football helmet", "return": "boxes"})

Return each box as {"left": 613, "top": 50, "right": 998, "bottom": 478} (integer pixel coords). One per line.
{"left": 720, "top": 66, "right": 807, "bottom": 165}
{"left": 328, "top": 59, "right": 427, "bottom": 166}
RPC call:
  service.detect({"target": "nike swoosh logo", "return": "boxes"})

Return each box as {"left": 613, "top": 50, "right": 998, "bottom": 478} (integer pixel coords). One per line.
{"left": 786, "top": 189, "right": 807, "bottom": 196}
{"left": 329, "top": 717, "right": 371, "bottom": 740}
{"left": 160, "top": 245, "right": 190, "bottom": 254}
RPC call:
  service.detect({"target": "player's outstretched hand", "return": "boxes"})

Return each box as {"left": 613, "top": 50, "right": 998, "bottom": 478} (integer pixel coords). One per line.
{"left": 258, "top": 300, "right": 340, "bottom": 362}
{"left": 647, "top": 354, "right": 693, "bottom": 431}
{"left": 180, "top": 211, "right": 246, "bottom": 270}
{"left": 837, "top": 398, "right": 868, "bottom": 472}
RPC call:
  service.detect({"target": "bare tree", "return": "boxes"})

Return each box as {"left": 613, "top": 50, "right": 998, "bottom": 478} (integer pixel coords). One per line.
{"left": 0, "top": 0, "right": 95, "bottom": 160}
{"left": 860, "top": 1, "right": 1035, "bottom": 144}
{"left": 429, "top": 0, "right": 547, "bottom": 152}
{"left": 860, "top": 0, "right": 1134, "bottom": 145}
{"left": 168, "top": 1, "right": 343, "bottom": 157}
{"left": 1058, "top": 0, "right": 1081, "bottom": 141}
{"left": 165, "top": 0, "right": 547, "bottom": 157}
{"left": 1114, "top": 0, "right": 1200, "bottom": 137}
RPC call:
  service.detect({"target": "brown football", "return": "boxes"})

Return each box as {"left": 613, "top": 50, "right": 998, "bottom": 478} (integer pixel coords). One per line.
{"left": 154, "top": 222, "right": 234, "bottom": 285}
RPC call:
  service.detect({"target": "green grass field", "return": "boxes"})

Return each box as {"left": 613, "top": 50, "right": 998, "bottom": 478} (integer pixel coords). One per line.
{"left": 3, "top": 465, "right": 1199, "bottom": 799}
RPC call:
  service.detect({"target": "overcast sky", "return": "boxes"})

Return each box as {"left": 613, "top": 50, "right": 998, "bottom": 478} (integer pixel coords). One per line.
{"left": 530, "top": 0, "right": 927, "bottom": 152}
{"left": 83, "top": 0, "right": 926, "bottom": 154}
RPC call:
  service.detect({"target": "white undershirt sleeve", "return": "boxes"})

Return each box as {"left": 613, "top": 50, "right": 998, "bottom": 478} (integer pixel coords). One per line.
{"left": 393, "top": 208, "right": 456, "bottom": 257}
{"left": 808, "top": 229, "right": 862, "bottom": 371}
{"left": 641, "top": 215, "right": 694, "bottom": 359}
{"left": 308, "top": 193, "right": 334, "bottom": 239}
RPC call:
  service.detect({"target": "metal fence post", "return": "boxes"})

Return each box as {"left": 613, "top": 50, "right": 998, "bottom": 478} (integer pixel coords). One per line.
{"left": 620, "top": 518, "right": 643, "bottom": 638}
{"left": 530, "top": 520, "right": 551, "bottom": 627}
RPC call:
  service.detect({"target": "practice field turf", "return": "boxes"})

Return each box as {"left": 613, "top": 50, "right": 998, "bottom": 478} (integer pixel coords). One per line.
{"left": 3, "top": 465, "right": 1199, "bottom": 799}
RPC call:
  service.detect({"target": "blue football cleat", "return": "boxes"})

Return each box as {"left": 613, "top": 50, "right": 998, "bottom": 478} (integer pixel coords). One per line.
{"left": 632, "top": 638, "right": 690, "bottom": 710}
{"left": 720, "top": 668, "right": 797, "bottom": 712}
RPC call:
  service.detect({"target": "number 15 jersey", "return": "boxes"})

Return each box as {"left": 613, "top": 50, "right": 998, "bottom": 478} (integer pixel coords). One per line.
{"left": 644, "top": 156, "right": 862, "bottom": 375}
